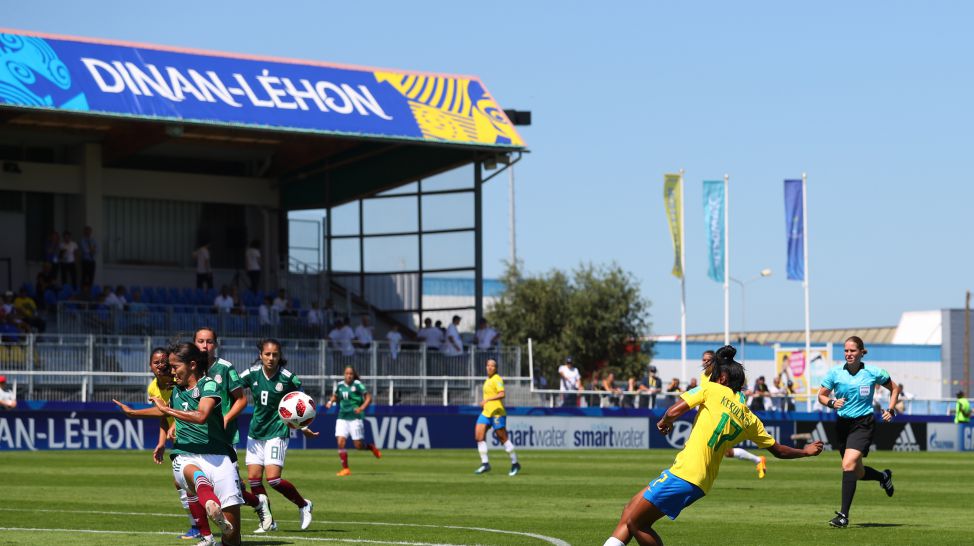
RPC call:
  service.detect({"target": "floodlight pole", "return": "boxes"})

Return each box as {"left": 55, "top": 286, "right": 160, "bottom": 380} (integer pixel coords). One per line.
{"left": 509, "top": 162, "right": 517, "bottom": 267}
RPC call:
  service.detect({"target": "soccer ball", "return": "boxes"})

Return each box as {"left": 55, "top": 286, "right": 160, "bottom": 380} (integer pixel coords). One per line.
{"left": 278, "top": 391, "right": 317, "bottom": 427}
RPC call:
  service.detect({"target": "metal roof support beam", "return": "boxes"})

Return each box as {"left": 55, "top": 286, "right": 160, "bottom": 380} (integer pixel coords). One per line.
{"left": 475, "top": 161, "right": 484, "bottom": 330}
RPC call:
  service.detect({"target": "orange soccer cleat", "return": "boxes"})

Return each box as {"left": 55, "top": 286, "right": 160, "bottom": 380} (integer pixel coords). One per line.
{"left": 757, "top": 456, "right": 767, "bottom": 479}
{"left": 336, "top": 468, "right": 352, "bottom": 477}
{"left": 369, "top": 444, "right": 382, "bottom": 459}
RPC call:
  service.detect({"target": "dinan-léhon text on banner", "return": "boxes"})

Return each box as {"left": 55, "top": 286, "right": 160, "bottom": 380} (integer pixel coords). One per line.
{"left": 0, "top": 29, "right": 525, "bottom": 148}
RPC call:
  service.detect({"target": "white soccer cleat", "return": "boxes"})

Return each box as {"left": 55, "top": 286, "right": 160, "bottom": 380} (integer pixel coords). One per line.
{"left": 299, "top": 499, "right": 313, "bottom": 530}
{"left": 205, "top": 500, "right": 233, "bottom": 536}
{"left": 255, "top": 493, "right": 274, "bottom": 531}
{"left": 253, "top": 521, "right": 277, "bottom": 534}
{"left": 193, "top": 534, "right": 215, "bottom": 546}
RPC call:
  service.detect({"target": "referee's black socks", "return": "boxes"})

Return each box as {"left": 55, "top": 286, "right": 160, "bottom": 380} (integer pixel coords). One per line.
{"left": 861, "top": 466, "right": 884, "bottom": 481}
{"left": 841, "top": 471, "right": 858, "bottom": 516}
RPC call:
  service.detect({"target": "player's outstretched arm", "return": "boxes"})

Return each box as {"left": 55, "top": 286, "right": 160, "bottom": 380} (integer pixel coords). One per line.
{"left": 766, "top": 440, "right": 824, "bottom": 459}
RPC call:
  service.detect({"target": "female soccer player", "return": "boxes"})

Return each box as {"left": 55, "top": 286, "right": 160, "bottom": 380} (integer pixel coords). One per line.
{"left": 240, "top": 338, "right": 317, "bottom": 532}
{"left": 325, "top": 366, "right": 381, "bottom": 476}
{"left": 115, "top": 343, "right": 241, "bottom": 546}
{"left": 473, "top": 358, "right": 520, "bottom": 476}
{"left": 818, "top": 335, "right": 900, "bottom": 528}
{"left": 603, "top": 346, "right": 823, "bottom": 546}
{"left": 193, "top": 327, "right": 271, "bottom": 529}
{"left": 701, "top": 350, "right": 767, "bottom": 478}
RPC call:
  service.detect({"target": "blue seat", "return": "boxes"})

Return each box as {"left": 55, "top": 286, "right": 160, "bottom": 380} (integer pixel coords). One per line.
{"left": 21, "top": 282, "right": 34, "bottom": 298}
{"left": 44, "top": 289, "right": 57, "bottom": 307}
{"left": 167, "top": 287, "right": 180, "bottom": 304}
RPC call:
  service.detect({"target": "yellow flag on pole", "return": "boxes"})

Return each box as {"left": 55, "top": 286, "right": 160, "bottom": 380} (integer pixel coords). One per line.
{"left": 664, "top": 174, "right": 683, "bottom": 278}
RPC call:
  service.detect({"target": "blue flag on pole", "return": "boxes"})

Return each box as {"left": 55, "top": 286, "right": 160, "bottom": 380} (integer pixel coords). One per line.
{"left": 702, "top": 180, "right": 725, "bottom": 282}
{"left": 784, "top": 179, "right": 804, "bottom": 281}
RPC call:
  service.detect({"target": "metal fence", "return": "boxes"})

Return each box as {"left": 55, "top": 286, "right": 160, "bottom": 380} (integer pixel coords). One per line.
{"left": 0, "top": 335, "right": 526, "bottom": 405}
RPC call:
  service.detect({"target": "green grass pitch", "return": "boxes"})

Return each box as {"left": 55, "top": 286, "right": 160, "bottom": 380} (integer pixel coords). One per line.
{"left": 0, "top": 449, "right": 969, "bottom": 545}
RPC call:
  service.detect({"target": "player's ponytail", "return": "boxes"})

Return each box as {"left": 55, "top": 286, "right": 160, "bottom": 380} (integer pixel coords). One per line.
{"left": 713, "top": 345, "right": 746, "bottom": 393}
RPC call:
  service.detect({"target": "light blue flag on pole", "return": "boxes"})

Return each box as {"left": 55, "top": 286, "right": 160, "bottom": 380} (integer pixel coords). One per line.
{"left": 784, "top": 179, "right": 804, "bottom": 281}
{"left": 702, "top": 180, "right": 725, "bottom": 283}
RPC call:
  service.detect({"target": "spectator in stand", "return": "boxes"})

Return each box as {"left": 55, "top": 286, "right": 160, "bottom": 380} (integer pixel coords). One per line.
{"left": 638, "top": 365, "right": 663, "bottom": 409}
{"left": 895, "top": 384, "right": 913, "bottom": 414}
{"left": 354, "top": 316, "right": 373, "bottom": 351}
{"left": 328, "top": 318, "right": 356, "bottom": 357}
{"left": 127, "top": 289, "right": 148, "bottom": 313}
{"left": 386, "top": 324, "right": 402, "bottom": 361}
{"left": 558, "top": 356, "right": 582, "bottom": 408}
{"left": 664, "top": 377, "right": 683, "bottom": 407}
{"left": 104, "top": 285, "right": 128, "bottom": 310}
{"left": 245, "top": 239, "right": 261, "bottom": 291}
{"left": 71, "top": 284, "right": 93, "bottom": 303}
{"left": 228, "top": 286, "right": 245, "bottom": 315}
{"left": 59, "top": 230, "right": 79, "bottom": 288}
{"left": 80, "top": 225, "right": 97, "bottom": 287}
{"left": 687, "top": 377, "right": 698, "bottom": 390}
{"left": 192, "top": 243, "right": 212, "bottom": 289}
{"left": 214, "top": 285, "right": 235, "bottom": 314}
{"left": 258, "top": 296, "right": 277, "bottom": 326}
{"left": 443, "top": 315, "right": 464, "bottom": 357}
{"left": 35, "top": 262, "right": 57, "bottom": 307}
{"left": 417, "top": 318, "right": 442, "bottom": 352}
{"left": 14, "top": 287, "right": 45, "bottom": 332}
{"left": 749, "top": 376, "right": 772, "bottom": 412}
{"left": 601, "top": 371, "right": 624, "bottom": 407}
{"left": 475, "top": 318, "right": 499, "bottom": 353}
{"left": 44, "top": 230, "right": 60, "bottom": 270}
{"left": 272, "top": 289, "right": 294, "bottom": 317}
{"left": 307, "top": 301, "right": 324, "bottom": 329}
{"left": 0, "top": 376, "right": 15, "bottom": 409}
{"left": 0, "top": 291, "right": 23, "bottom": 332}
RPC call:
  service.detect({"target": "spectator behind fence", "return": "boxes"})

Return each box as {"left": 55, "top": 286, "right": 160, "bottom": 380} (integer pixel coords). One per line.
{"left": 475, "top": 318, "right": 499, "bottom": 352}
{"left": 80, "top": 225, "right": 98, "bottom": 287}
{"left": 387, "top": 323, "right": 402, "bottom": 361}
{"left": 638, "top": 364, "right": 662, "bottom": 408}
{"left": 307, "top": 301, "right": 324, "bottom": 328}
{"left": 354, "top": 316, "right": 373, "bottom": 350}
{"left": 127, "top": 289, "right": 148, "bottom": 313}
{"left": 259, "top": 296, "right": 278, "bottom": 326}
{"left": 687, "top": 377, "right": 698, "bottom": 390}
{"left": 14, "top": 287, "right": 45, "bottom": 332}
{"left": 417, "top": 318, "right": 442, "bottom": 351}
{"left": 328, "top": 318, "right": 355, "bottom": 357}
{"left": 600, "top": 371, "right": 623, "bottom": 407}
{"left": 104, "top": 285, "right": 127, "bottom": 310}
{"left": 35, "top": 262, "right": 57, "bottom": 307}
{"left": 0, "top": 291, "right": 24, "bottom": 333}
{"left": 273, "top": 289, "right": 295, "bottom": 316}
{"left": 192, "top": 243, "right": 212, "bottom": 289}
{"left": 442, "top": 315, "right": 463, "bottom": 357}
{"left": 59, "top": 230, "right": 78, "bottom": 288}
{"left": 749, "top": 375, "right": 772, "bottom": 412}
{"left": 664, "top": 377, "right": 682, "bottom": 407}
{"left": 44, "top": 230, "right": 60, "bottom": 270}
{"left": 0, "top": 376, "right": 15, "bottom": 409}
{"left": 558, "top": 356, "right": 582, "bottom": 407}
{"left": 245, "top": 239, "right": 261, "bottom": 291}
{"left": 214, "top": 285, "right": 234, "bottom": 314}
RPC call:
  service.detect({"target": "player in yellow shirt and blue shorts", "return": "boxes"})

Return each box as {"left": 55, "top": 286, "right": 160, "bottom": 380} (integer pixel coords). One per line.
{"left": 701, "top": 350, "right": 768, "bottom": 478}
{"left": 474, "top": 359, "right": 520, "bottom": 476}
{"left": 603, "top": 346, "right": 824, "bottom": 546}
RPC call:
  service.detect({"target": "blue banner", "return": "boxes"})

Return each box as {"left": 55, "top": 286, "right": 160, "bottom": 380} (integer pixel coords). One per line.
{"left": 0, "top": 30, "right": 524, "bottom": 148}
{"left": 702, "top": 180, "right": 725, "bottom": 282}
{"left": 784, "top": 179, "right": 804, "bottom": 281}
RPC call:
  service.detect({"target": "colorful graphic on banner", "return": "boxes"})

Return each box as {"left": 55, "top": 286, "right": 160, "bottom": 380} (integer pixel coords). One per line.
{"left": 663, "top": 174, "right": 683, "bottom": 278}
{"left": 774, "top": 346, "right": 831, "bottom": 401}
{"left": 784, "top": 179, "right": 804, "bottom": 281}
{"left": 0, "top": 30, "right": 524, "bottom": 148}
{"left": 702, "top": 180, "right": 725, "bottom": 282}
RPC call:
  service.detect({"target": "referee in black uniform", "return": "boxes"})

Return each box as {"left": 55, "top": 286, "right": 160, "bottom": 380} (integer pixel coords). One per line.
{"left": 817, "top": 336, "right": 901, "bottom": 528}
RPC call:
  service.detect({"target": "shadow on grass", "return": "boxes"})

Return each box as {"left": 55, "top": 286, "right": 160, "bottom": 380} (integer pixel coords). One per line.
{"left": 854, "top": 523, "right": 905, "bottom": 528}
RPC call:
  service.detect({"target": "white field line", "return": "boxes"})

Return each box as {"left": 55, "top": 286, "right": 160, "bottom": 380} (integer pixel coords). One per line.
{"left": 0, "top": 527, "right": 462, "bottom": 545}
{"left": 0, "top": 507, "right": 571, "bottom": 546}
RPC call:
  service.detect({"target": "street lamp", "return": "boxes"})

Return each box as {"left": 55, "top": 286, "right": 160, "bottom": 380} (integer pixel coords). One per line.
{"left": 729, "top": 268, "right": 772, "bottom": 362}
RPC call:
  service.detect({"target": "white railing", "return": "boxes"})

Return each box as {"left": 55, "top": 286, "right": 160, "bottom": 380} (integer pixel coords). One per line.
{"left": 0, "top": 334, "right": 523, "bottom": 405}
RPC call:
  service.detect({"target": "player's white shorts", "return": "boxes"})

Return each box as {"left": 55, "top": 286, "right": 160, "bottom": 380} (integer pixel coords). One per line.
{"left": 172, "top": 453, "right": 244, "bottom": 508}
{"left": 335, "top": 418, "right": 365, "bottom": 440}
{"left": 246, "top": 436, "right": 289, "bottom": 468}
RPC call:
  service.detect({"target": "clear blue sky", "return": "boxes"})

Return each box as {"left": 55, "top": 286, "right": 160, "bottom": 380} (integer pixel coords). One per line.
{"left": 8, "top": 1, "right": 973, "bottom": 335}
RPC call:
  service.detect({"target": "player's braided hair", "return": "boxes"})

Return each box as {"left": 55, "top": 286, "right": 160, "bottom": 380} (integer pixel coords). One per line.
{"left": 714, "top": 345, "right": 746, "bottom": 393}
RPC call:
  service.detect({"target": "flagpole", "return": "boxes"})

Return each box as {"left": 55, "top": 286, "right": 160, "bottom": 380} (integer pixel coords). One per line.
{"left": 802, "top": 172, "right": 812, "bottom": 411}
{"left": 679, "top": 169, "right": 687, "bottom": 384}
{"left": 724, "top": 173, "right": 730, "bottom": 346}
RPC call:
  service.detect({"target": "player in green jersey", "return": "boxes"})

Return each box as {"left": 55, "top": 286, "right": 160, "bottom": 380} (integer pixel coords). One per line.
{"left": 240, "top": 339, "right": 317, "bottom": 532}
{"left": 115, "top": 342, "right": 241, "bottom": 546}
{"left": 193, "top": 327, "right": 271, "bottom": 531}
{"left": 325, "top": 366, "right": 381, "bottom": 476}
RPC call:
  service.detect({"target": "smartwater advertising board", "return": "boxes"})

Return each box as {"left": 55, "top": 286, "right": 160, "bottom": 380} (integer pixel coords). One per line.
{"left": 488, "top": 416, "right": 650, "bottom": 450}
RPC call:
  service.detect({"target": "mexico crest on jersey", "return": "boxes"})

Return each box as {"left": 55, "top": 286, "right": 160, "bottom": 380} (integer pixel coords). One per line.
{"left": 191, "top": 387, "right": 200, "bottom": 399}
{"left": 215, "top": 374, "right": 223, "bottom": 384}
{"left": 275, "top": 383, "right": 283, "bottom": 392}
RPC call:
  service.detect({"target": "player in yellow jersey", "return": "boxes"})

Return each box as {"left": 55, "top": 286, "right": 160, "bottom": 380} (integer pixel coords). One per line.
{"left": 473, "top": 359, "right": 520, "bottom": 476}
{"left": 701, "top": 349, "right": 768, "bottom": 478}
{"left": 603, "top": 346, "right": 823, "bottom": 546}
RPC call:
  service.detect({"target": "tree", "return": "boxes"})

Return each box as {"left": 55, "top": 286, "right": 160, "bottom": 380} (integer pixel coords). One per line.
{"left": 487, "top": 263, "right": 652, "bottom": 384}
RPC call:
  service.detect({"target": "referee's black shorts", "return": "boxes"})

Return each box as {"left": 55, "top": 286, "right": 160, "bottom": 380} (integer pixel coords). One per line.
{"left": 836, "top": 414, "right": 875, "bottom": 457}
